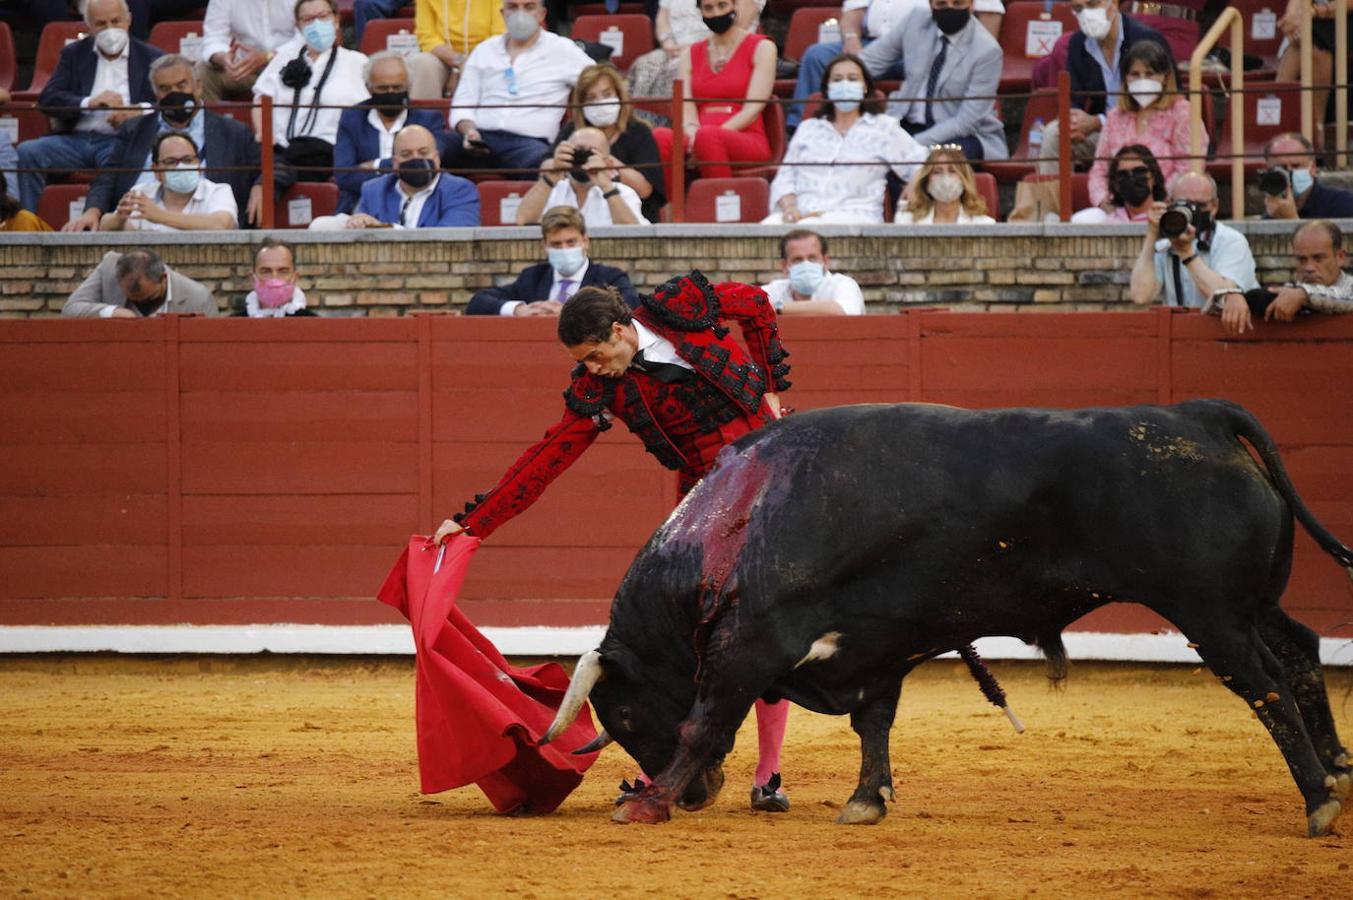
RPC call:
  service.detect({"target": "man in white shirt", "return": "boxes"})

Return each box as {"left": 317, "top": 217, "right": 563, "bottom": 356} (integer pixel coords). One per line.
{"left": 446, "top": 0, "right": 592, "bottom": 175}
{"left": 514, "top": 127, "right": 647, "bottom": 226}
{"left": 761, "top": 229, "right": 866, "bottom": 316}
{"left": 197, "top": 0, "right": 300, "bottom": 102}
{"left": 97, "top": 132, "right": 238, "bottom": 231}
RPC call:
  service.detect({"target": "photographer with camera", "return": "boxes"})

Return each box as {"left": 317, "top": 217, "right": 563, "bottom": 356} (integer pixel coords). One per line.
{"left": 513, "top": 127, "right": 647, "bottom": 226}
{"left": 1258, "top": 133, "right": 1353, "bottom": 221}
{"left": 1130, "top": 170, "right": 1257, "bottom": 309}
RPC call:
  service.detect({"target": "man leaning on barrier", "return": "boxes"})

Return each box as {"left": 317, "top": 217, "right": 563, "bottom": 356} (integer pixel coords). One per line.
{"left": 62, "top": 250, "right": 218, "bottom": 318}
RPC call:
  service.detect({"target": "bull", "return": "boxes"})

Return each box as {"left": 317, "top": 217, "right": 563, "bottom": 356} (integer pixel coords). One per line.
{"left": 541, "top": 400, "right": 1353, "bottom": 837}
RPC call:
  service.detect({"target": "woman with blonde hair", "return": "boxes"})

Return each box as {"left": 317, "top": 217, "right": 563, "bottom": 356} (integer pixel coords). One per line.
{"left": 895, "top": 146, "right": 995, "bottom": 225}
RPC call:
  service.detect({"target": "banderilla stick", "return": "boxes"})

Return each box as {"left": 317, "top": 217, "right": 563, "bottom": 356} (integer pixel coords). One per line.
{"left": 958, "top": 644, "right": 1026, "bottom": 734}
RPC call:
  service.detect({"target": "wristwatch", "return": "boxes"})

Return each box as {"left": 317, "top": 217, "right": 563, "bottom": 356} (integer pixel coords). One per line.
{"left": 602, "top": 187, "right": 621, "bottom": 199}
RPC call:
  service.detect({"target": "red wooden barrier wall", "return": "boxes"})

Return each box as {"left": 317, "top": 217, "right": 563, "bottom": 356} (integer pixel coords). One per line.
{"left": 2, "top": 310, "right": 1351, "bottom": 636}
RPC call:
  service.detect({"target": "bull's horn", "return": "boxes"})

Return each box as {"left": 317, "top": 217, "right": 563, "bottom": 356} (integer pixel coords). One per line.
{"left": 540, "top": 649, "right": 605, "bottom": 745}
{"left": 571, "top": 729, "right": 613, "bottom": 755}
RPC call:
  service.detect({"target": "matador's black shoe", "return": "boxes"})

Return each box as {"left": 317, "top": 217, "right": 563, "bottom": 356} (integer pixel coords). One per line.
{"left": 749, "top": 772, "right": 790, "bottom": 813}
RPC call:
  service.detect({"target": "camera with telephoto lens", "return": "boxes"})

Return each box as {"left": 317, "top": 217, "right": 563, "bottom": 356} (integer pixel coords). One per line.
{"left": 569, "top": 146, "right": 594, "bottom": 183}
{"left": 1159, "top": 200, "right": 1202, "bottom": 238}
{"left": 1258, "top": 166, "right": 1291, "bottom": 196}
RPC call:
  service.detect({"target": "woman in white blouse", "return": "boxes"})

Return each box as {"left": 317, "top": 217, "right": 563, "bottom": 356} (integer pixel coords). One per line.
{"left": 99, "top": 133, "right": 238, "bottom": 232}
{"left": 764, "top": 54, "right": 925, "bottom": 226}
{"left": 895, "top": 145, "right": 996, "bottom": 225}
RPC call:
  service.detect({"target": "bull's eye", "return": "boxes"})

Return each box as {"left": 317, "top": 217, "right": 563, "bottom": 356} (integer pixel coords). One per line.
{"left": 616, "top": 705, "right": 633, "bottom": 732}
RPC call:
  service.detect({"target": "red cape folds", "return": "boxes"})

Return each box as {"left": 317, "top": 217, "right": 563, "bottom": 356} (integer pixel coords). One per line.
{"left": 377, "top": 535, "right": 600, "bottom": 813}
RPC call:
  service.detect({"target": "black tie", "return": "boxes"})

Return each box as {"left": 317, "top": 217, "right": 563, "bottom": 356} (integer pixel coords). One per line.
{"left": 925, "top": 36, "right": 949, "bottom": 128}
{"left": 398, "top": 195, "right": 412, "bottom": 226}
{"left": 631, "top": 349, "right": 693, "bottom": 384}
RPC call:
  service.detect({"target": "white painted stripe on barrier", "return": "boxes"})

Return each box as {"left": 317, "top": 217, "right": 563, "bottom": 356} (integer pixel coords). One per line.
{"left": 1, "top": 626, "right": 1351, "bottom": 665}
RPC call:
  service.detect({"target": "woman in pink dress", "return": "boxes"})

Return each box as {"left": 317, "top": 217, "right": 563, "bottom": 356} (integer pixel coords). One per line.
{"left": 653, "top": 0, "right": 777, "bottom": 182}
{"left": 1088, "top": 39, "right": 1195, "bottom": 211}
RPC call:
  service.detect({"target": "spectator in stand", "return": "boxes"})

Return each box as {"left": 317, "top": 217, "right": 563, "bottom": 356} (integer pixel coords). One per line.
{"left": 1071, "top": 143, "right": 1165, "bottom": 223}
{"left": 62, "top": 249, "right": 218, "bottom": 317}
{"left": 894, "top": 144, "right": 995, "bottom": 224}
{"left": 1260, "top": 132, "right": 1353, "bottom": 221}
{"left": 197, "top": 0, "right": 300, "bottom": 102}
{"left": 627, "top": 0, "right": 763, "bottom": 122}
{"left": 788, "top": 0, "right": 1003, "bottom": 130}
{"left": 333, "top": 51, "right": 449, "bottom": 214}
{"left": 1, "top": 174, "right": 53, "bottom": 231}
{"left": 98, "top": 132, "right": 238, "bottom": 231}
{"left": 652, "top": 0, "right": 777, "bottom": 181}
{"left": 760, "top": 229, "right": 865, "bottom": 315}
{"left": 516, "top": 127, "right": 647, "bottom": 226}
{"left": 858, "top": 0, "right": 1007, "bottom": 163}
{"left": 1129, "top": 170, "right": 1257, "bottom": 311}
{"left": 253, "top": 0, "right": 370, "bottom": 190}
{"left": 237, "top": 237, "right": 318, "bottom": 317}
{"left": 405, "top": 0, "right": 506, "bottom": 100}
{"left": 1276, "top": 1, "right": 1349, "bottom": 152}
{"left": 766, "top": 53, "right": 925, "bottom": 225}
{"left": 557, "top": 64, "right": 663, "bottom": 224}
{"left": 1086, "top": 39, "right": 1192, "bottom": 211}
{"left": 445, "top": 0, "right": 593, "bottom": 176}
{"left": 467, "top": 206, "right": 638, "bottom": 316}
{"left": 125, "top": 0, "right": 203, "bottom": 40}
{"left": 1036, "top": 0, "right": 1167, "bottom": 174}
{"left": 69, "top": 54, "right": 263, "bottom": 231}
{"left": 16, "top": 0, "right": 162, "bottom": 212}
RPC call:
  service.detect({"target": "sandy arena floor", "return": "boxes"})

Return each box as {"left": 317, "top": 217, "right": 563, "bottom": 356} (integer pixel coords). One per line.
{"left": 1, "top": 655, "right": 1351, "bottom": 898}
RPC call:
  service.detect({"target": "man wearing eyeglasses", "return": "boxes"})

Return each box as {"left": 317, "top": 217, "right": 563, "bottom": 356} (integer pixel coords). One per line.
{"left": 444, "top": 0, "right": 593, "bottom": 177}
{"left": 96, "top": 131, "right": 238, "bottom": 231}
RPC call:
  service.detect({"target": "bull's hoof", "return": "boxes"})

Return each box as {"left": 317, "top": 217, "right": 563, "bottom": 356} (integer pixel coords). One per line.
{"left": 1307, "top": 798, "right": 1342, "bottom": 838}
{"left": 678, "top": 765, "right": 725, "bottom": 812}
{"left": 612, "top": 794, "right": 673, "bottom": 824}
{"left": 836, "top": 799, "right": 886, "bottom": 825}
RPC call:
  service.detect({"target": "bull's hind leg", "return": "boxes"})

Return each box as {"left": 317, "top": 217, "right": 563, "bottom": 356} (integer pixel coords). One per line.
{"left": 838, "top": 679, "right": 902, "bottom": 825}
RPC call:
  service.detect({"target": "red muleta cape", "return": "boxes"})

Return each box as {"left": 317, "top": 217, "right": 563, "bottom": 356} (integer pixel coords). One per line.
{"left": 377, "top": 534, "right": 600, "bottom": 813}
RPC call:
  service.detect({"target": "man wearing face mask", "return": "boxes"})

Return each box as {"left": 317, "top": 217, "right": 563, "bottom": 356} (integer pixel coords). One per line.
{"left": 70, "top": 54, "right": 264, "bottom": 232}
{"left": 514, "top": 127, "right": 647, "bottom": 226}
{"left": 760, "top": 229, "right": 865, "bottom": 316}
{"left": 1260, "top": 133, "right": 1353, "bottom": 221}
{"left": 17, "top": 0, "right": 162, "bottom": 213}
{"left": 236, "top": 238, "right": 318, "bottom": 318}
{"left": 62, "top": 249, "right": 218, "bottom": 318}
{"left": 97, "top": 132, "right": 238, "bottom": 231}
{"left": 1129, "top": 171, "right": 1258, "bottom": 310}
{"left": 466, "top": 206, "right": 638, "bottom": 316}
{"left": 445, "top": 0, "right": 593, "bottom": 176}
{"left": 334, "top": 52, "right": 452, "bottom": 214}
{"left": 335, "top": 125, "right": 479, "bottom": 229}
{"left": 197, "top": 0, "right": 301, "bottom": 103}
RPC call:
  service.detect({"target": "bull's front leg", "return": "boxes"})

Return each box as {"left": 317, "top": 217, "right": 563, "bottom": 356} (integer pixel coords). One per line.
{"left": 838, "top": 679, "right": 902, "bottom": 825}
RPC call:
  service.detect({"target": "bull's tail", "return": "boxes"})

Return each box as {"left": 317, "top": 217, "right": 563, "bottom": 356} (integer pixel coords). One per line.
{"left": 1220, "top": 401, "right": 1353, "bottom": 579}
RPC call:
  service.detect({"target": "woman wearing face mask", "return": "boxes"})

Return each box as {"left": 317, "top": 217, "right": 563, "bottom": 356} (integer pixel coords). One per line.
{"left": 627, "top": 0, "right": 764, "bottom": 123}
{"left": 1087, "top": 39, "right": 1191, "bottom": 211}
{"left": 765, "top": 54, "right": 926, "bottom": 225}
{"left": 894, "top": 146, "right": 995, "bottom": 224}
{"left": 1071, "top": 144, "right": 1166, "bottom": 224}
{"left": 552, "top": 64, "right": 664, "bottom": 223}
{"left": 651, "top": 0, "right": 779, "bottom": 182}
{"left": 99, "top": 133, "right": 238, "bottom": 231}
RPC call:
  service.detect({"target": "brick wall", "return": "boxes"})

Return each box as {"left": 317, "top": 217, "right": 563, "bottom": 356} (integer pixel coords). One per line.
{"left": 0, "top": 222, "right": 1314, "bottom": 317}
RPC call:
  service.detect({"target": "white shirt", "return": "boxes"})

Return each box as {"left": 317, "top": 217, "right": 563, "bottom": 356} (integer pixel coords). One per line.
{"left": 450, "top": 31, "right": 592, "bottom": 141}
{"left": 77, "top": 46, "right": 143, "bottom": 134}
{"left": 124, "top": 177, "right": 239, "bottom": 231}
{"left": 631, "top": 319, "right": 693, "bottom": 372}
{"left": 391, "top": 173, "right": 440, "bottom": 228}
{"left": 894, "top": 208, "right": 996, "bottom": 224}
{"left": 843, "top": 0, "right": 1003, "bottom": 40}
{"left": 543, "top": 178, "right": 648, "bottom": 226}
{"left": 498, "top": 259, "right": 591, "bottom": 315}
{"left": 1152, "top": 220, "right": 1258, "bottom": 309}
{"left": 761, "top": 272, "right": 866, "bottom": 316}
{"left": 366, "top": 107, "right": 408, "bottom": 160}
{"left": 770, "top": 114, "right": 926, "bottom": 223}
{"left": 254, "top": 38, "right": 370, "bottom": 146}
{"left": 201, "top": 0, "right": 301, "bottom": 62}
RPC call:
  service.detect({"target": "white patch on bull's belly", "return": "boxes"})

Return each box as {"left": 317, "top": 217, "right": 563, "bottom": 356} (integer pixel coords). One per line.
{"left": 794, "top": 631, "right": 843, "bottom": 669}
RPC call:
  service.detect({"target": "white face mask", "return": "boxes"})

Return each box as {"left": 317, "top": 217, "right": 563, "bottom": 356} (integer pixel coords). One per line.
{"left": 95, "top": 26, "right": 129, "bottom": 56}
{"left": 1077, "top": 7, "right": 1112, "bottom": 40}
{"left": 583, "top": 98, "right": 621, "bottom": 127}
{"left": 505, "top": 9, "right": 539, "bottom": 41}
{"left": 926, "top": 172, "right": 963, "bottom": 204}
{"left": 1127, "top": 77, "right": 1163, "bottom": 107}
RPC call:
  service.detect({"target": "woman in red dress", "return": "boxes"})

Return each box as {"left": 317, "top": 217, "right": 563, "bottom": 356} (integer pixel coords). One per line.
{"left": 653, "top": 0, "right": 778, "bottom": 181}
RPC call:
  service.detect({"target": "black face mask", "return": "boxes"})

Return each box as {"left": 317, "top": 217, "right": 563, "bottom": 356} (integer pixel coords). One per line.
{"left": 932, "top": 6, "right": 971, "bottom": 35}
{"left": 1112, "top": 169, "right": 1152, "bottom": 206}
{"left": 702, "top": 10, "right": 736, "bottom": 34}
{"left": 159, "top": 91, "right": 198, "bottom": 126}
{"left": 370, "top": 90, "right": 409, "bottom": 115}
{"left": 397, "top": 157, "right": 437, "bottom": 189}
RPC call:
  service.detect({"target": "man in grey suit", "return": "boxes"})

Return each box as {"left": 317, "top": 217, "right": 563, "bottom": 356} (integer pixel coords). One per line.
{"left": 858, "top": 0, "right": 1007, "bottom": 162}
{"left": 62, "top": 250, "right": 218, "bottom": 318}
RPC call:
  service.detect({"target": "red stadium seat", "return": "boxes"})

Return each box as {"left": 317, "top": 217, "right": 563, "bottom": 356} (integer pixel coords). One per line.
{"left": 684, "top": 177, "right": 770, "bottom": 222}
{"left": 571, "top": 3, "right": 647, "bottom": 16}
{"left": 36, "top": 183, "right": 90, "bottom": 230}
{"left": 13, "top": 22, "right": 88, "bottom": 102}
{"left": 736, "top": 101, "right": 788, "bottom": 180}
{"left": 570, "top": 15, "right": 653, "bottom": 71}
{"left": 1231, "top": 0, "right": 1286, "bottom": 70}
{"left": 973, "top": 171, "right": 999, "bottom": 219}
{"left": 998, "top": 1, "right": 1079, "bottom": 94}
{"left": 359, "top": 19, "right": 422, "bottom": 58}
{"left": 1207, "top": 81, "right": 1302, "bottom": 178}
{"left": 147, "top": 20, "right": 209, "bottom": 61}
{"left": 476, "top": 180, "right": 532, "bottom": 226}
{"left": 0, "top": 103, "right": 53, "bottom": 144}
{"left": 774, "top": 7, "right": 840, "bottom": 98}
{"left": 985, "top": 90, "right": 1059, "bottom": 183}
{"left": 205, "top": 101, "right": 254, "bottom": 129}
{"left": 277, "top": 182, "right": 339, "bottom": 228}
{"left": 0, "top": 22, "right": 15, "bottom": 93}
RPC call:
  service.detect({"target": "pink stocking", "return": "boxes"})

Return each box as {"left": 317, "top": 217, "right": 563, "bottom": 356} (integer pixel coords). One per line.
{"left": 753, "top": 698, "right": 788, "bottom": 786}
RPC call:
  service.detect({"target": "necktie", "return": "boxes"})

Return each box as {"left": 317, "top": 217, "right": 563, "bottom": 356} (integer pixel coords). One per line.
{"left": 925, "top": 36, "right": 949, "bottom": 128}
{"left": 555, "top": 278, "right": 574, "bottom": 302}
{"left": 398, "top": 196, "right": 412, "bottom": 226}
{"left": 630, "top": 349, "right": 693, "bottom": 384}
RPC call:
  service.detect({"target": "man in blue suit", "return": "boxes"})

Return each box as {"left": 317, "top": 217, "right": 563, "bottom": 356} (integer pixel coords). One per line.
{"left": 17, "top": 0, "right": 163, "bottom": 211}
{"left": 343, "top": 124, "right": 479, "bottom": 228}
{"left": 333, "top": 52, "right": 450, "bottom": 214}
{"left": 68, "top": 53, "right": 263, "bottom": 231}
{"left": 466, "top": 205, "right": 638, "bottom": 316}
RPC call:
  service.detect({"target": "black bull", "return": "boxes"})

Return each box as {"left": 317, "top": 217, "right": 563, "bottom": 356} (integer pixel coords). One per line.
{"left": 542, "top": 400, "right": 1353, "bottom": 836}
